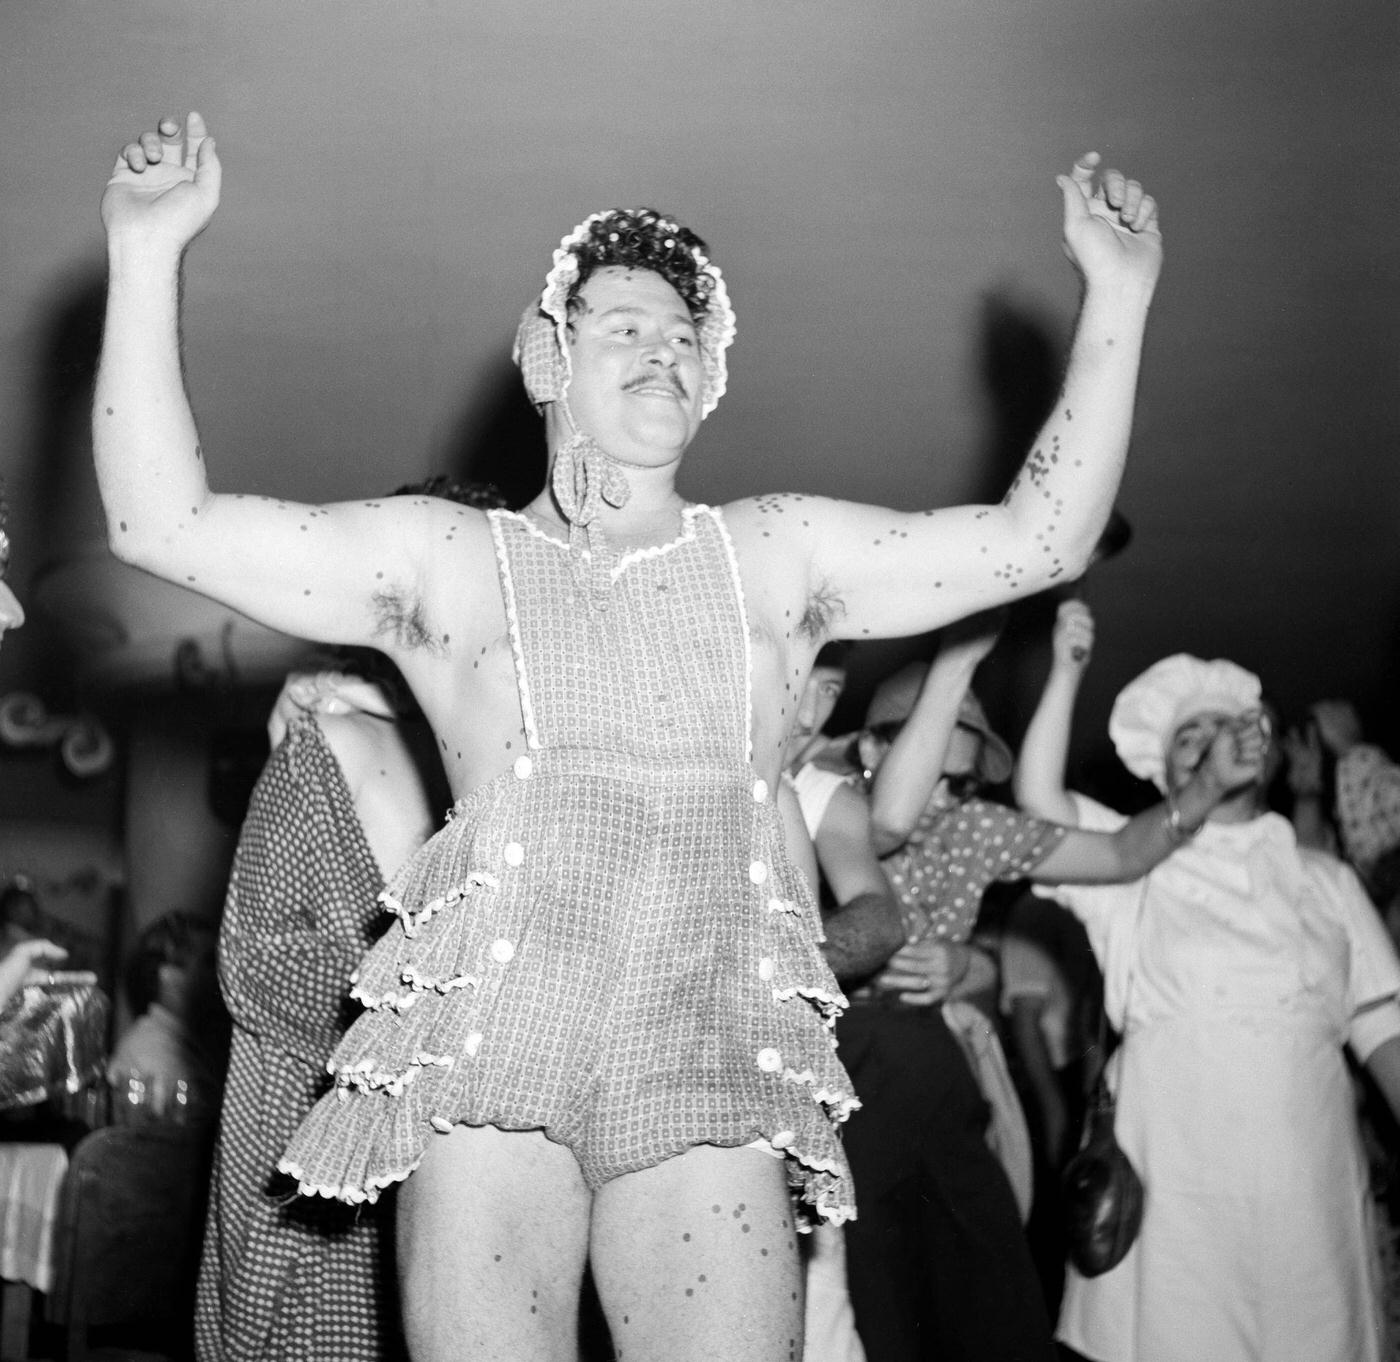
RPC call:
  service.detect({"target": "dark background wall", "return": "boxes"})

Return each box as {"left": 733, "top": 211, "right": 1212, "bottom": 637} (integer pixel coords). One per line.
{"left": 1, "top": 1, "right": 1397, "bottom": 842}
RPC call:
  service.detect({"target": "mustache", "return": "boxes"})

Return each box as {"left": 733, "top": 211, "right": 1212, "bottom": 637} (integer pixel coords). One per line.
{"left": 624, "top": 372, "right": 688, "bottom": 398}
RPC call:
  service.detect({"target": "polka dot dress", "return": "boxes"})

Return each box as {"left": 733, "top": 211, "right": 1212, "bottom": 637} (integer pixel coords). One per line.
{"left": 280, "top": 506, "right": 857, "bottom": 1227}
{"left": 196, "top": 718, "right": 404, "bottom": 1362}
{"left": 882, "top": 790, "right": 1066, "bottom": 943}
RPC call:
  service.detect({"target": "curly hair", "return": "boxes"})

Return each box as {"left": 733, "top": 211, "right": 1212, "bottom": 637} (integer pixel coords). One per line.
{"left": 389, "top": 475, "right": 507, "bottom": 510}
{"left": 564, "top": 209, "right": 716, "bottom": 322}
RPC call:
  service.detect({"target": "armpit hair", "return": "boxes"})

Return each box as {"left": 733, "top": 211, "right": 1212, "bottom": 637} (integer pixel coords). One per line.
{"left": 799, "top": 579, "right": 845, "bottom": 642}
{"left": 371, "top": 586, "right": 444, "bottom": 658}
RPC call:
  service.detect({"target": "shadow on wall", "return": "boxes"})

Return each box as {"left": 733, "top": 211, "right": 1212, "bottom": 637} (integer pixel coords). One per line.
{"left": 439, "top": 354, "right": 548, "bottom": 511}
{"left": 830, "top": 288, "right": 1073, "bottom": 742}
{"left": 23, "top": 265, "right": 108, "bottom": 707}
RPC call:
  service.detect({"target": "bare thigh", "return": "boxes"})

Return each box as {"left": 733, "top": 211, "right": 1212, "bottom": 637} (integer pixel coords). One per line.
{"left": 590, "top": 1144, "right": 805, "bottom": 1362}
{"left": 397, "top": 1124, "right": 591, "bottom": 1362}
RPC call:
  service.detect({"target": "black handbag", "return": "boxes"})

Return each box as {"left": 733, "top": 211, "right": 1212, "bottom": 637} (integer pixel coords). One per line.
{"left": 1061, "top": 1066, "right": 1144, "bottom": 1276}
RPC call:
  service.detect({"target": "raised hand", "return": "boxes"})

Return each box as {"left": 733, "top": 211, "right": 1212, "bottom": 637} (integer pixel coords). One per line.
{"left": 102, "top": 112, "right": 222, "bottom": 257}
{"left": 1057, "top": 152, "right": 1162, "bottom": 295}
{"left": 1281, "top": 722, "right": 1325, "bottom": 797}
{"left": 0, "top": 938, "right": 67, "bottom": 1011}
{"left": 1198, "top": 711, "right": 1269, "bottom": 800}
{"left": 1051, "top": 597, "right": 1095, "bottom": 670}
{"left": 1310, "top": 700, "right": 1363, "bottom": 758}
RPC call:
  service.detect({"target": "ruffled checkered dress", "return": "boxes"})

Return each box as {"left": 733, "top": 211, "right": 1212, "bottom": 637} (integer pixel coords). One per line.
{"left": 280, "top": 504, "right": 857, "bottom": 1225}
{"left": 196, "top": 718, "right": 404, "bottom": 1362}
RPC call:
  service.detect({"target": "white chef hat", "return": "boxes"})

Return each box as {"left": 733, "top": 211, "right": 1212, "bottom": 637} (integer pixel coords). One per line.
{"left": 1109, "top": 654, "right": 1262, "bottom": 790}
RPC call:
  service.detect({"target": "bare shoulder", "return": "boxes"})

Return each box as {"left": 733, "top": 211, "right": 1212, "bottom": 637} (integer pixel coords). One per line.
{"left": 311, "top": 709, "right": 395, "bottom": 782}
{"left": 722, "top": 490, "right": 918, "bottom": 575}
{"left": 721, "top": 491, "right": 844, "bottom": 543}
{"left": 721, "top": 492, "right": 889, "bottom": 644}
{"left": 370, "top": 502, "right": 502, "bottom": 659}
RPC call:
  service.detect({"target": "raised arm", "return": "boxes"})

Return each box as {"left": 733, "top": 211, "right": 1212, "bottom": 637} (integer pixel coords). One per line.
{"left": 94, "top": 113, "right": 447, "bottom": 647}
{"left": 867, "top": 610, "right": 1002, "bottom": 854}
{"left": 1030, "top": 717, "right": 1266, "bottom": 885}
{"left": 811, "top": 783, "right": 907, "bottom": 983}
{"left": 1281, "top": 720, "right": 1337, "bottom": 854}
{"left": 731, "top": 154, "right": 1161, "bottom": 642}
{"left": 1014, "top": 597, "right": 1094, "bottom": 825}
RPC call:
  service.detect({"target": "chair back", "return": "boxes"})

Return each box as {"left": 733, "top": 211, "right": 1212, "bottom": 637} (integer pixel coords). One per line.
{"left": 48, "top": 1123, "right": 211, "bottom": 1362}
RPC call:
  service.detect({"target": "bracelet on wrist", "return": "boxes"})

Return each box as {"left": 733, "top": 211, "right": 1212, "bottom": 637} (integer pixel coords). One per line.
{"left": 1164, "top": 787, "right": 1198, "bottom": 845}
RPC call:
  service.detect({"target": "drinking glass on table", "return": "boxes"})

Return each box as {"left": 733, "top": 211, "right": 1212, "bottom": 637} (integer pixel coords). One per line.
{"left": 110, "top": 1071, "right": 156, "bottom": 1125}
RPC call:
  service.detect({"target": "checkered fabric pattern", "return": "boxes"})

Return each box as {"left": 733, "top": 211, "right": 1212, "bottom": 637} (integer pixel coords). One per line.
{"left": 281, "top": 506, "right": 857, "bottom": 1226}
{"left": 195, "top": 720, "right": 404, "bottom": 1362}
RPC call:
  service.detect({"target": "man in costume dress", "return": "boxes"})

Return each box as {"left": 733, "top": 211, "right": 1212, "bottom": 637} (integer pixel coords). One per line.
{"left": 94, "top": 111, "right": 1161, "bottom": 1360}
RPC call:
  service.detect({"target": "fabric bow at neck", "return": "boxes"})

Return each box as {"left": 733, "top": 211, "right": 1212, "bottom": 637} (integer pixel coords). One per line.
{"left": 551, "top": 433, "right": 633, "bottom": 611}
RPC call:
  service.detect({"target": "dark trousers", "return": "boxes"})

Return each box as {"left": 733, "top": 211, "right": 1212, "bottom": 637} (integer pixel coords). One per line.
{"left": 838, "top": 1004, "right": 1058, "bottom": 1362}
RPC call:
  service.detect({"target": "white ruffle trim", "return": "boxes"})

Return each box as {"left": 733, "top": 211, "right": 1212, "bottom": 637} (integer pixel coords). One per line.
{"left": 772, "top": 981, "right": 848, "bottom": 1027}
{"left": 276, "top": 1155, "right": 419, "bottom": 1206}
{"left": 380, "top": 871, "right": 500, "bottom": 938}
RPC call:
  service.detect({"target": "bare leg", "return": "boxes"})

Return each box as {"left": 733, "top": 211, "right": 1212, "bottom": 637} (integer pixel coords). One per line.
{"left": 590, "top": 1145, "right": 804, "bottom": 1362}
{"left": 397, "top": 1125, "right": 591, "bottom": 1362}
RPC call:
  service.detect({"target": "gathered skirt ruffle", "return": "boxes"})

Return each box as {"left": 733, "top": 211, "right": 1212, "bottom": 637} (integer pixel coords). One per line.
{"left": 278, "top": 753, "right": 858, "bottom": 1227}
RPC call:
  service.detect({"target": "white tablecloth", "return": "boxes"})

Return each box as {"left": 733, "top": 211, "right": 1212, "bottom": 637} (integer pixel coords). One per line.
{"left": 0, "top": 1143, "right": 67, "bottom": 1292}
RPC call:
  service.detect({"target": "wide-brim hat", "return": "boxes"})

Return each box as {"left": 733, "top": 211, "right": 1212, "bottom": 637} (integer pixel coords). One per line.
{"left": 1109, "top": 653, "right": 1262, "bottom": 791}
{"left": 865, "top": 661, "right": 1014, "bottom": 786}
